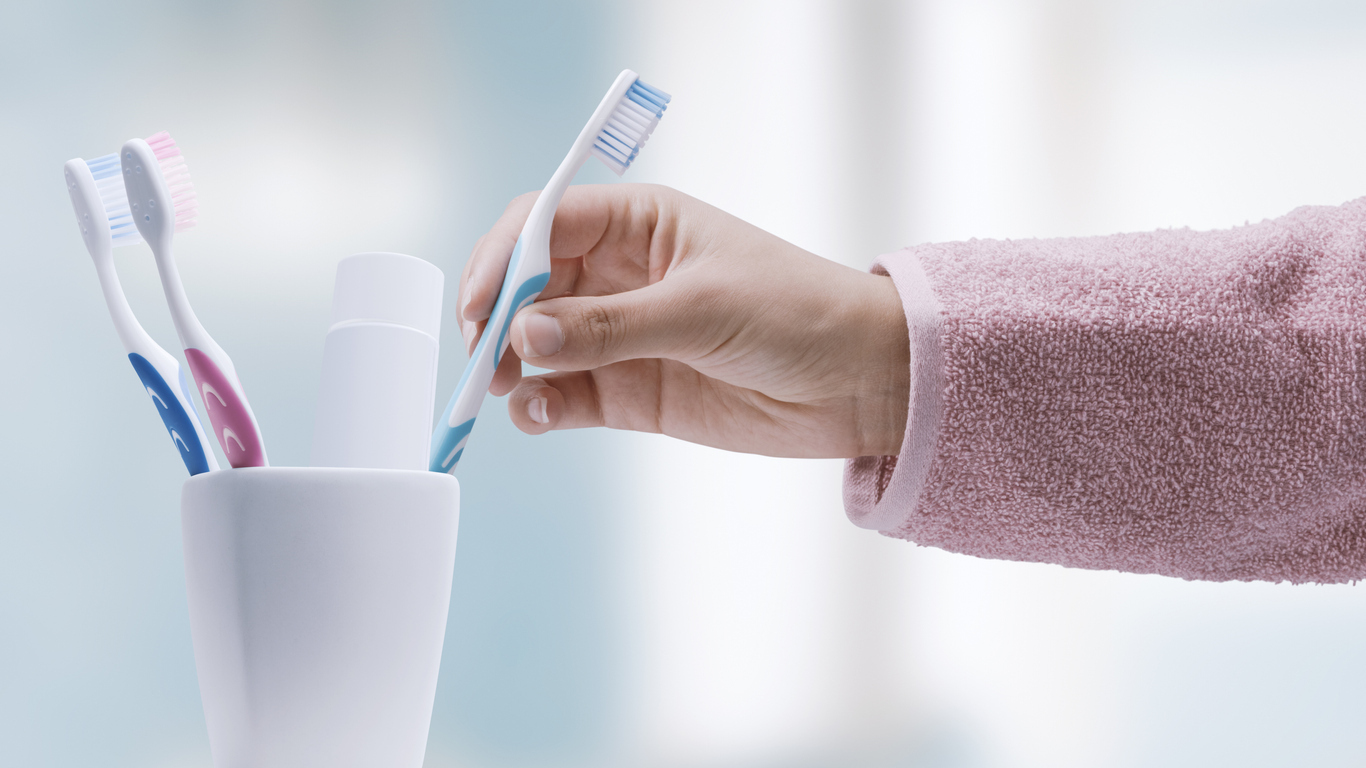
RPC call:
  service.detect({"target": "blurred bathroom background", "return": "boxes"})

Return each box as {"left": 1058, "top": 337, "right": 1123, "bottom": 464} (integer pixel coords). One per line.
{"left": 4, "top": 0, "right": 1366, "bottom": 766}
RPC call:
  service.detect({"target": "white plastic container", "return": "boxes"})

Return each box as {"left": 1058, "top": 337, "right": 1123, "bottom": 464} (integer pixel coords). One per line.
{"left": 181, "top": 467, "right": 459, "bottom": 768}
{"left": 311, "top": 252, "right": 444, "bottom": 470}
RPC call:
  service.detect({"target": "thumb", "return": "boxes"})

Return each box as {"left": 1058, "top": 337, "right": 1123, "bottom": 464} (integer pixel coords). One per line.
{"left": 509, "top": 284, "right": 714, "bottom": 371}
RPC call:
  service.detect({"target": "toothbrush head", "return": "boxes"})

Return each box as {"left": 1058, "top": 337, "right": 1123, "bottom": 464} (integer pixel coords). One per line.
{"left": 591, "top": 72, "right": 671, "bottom": 176}
{"left": 144, "top": 131, "right": 199, "bottom": 233}
{"left": 64, "top": 154, "right": 145, "bottom": 257}
{"left": 120, "top": 131, "right": 199, "bottom": 247}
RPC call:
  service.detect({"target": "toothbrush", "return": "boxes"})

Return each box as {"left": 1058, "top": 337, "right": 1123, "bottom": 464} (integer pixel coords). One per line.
{"left": 65, "top": 154, "right": 219, "bottom": 475}
{"left": 430, "top": 69, "right": 670, "bottom": 473}
{"left": 120, "top": 132, "right": 269, "bottom": 468}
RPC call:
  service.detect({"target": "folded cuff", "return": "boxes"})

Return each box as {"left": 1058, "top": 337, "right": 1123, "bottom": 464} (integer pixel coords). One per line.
{"left": 844, "top": 250, "right": 945, "bottom": 532}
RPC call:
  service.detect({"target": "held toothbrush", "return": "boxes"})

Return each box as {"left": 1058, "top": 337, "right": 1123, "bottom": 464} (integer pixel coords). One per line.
{"left": 430, "top": 69, "right": 670, "bottom": 473}
{"left": 65, "top": 155, "right": 219, "bottom": 475}
{"left": 121, "top": 132, "right": 269, "bottom": 468}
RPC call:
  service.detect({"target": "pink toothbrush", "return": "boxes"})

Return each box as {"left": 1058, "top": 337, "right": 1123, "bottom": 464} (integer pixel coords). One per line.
{"left": 121, "top": 132, "right": 268, "bottom": 467}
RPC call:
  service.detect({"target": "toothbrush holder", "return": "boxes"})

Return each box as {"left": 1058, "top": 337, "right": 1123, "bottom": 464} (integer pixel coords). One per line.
{"left": 181, "top": 467, "right": 459, "bottom": 768}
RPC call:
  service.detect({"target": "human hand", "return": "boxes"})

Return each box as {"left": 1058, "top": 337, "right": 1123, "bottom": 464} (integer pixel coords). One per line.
{"left": 458, "top": 184, "right": 909, "bottom": 458}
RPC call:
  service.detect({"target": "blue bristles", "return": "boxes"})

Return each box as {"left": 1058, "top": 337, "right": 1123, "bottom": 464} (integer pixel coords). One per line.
{"left": 85, "top": 153, "right": 143, "bottom": 246}
{"left": 592, "top": 77, "right": 671, "bottom": 176}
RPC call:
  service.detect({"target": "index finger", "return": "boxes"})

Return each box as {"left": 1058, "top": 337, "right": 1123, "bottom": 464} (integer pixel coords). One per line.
{"left": 458, "top": 184, "right": 658, "bottom": 326}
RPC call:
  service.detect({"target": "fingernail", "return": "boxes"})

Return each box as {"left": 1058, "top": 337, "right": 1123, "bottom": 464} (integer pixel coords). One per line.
{"left": 460, "top": 282, "right": 472, "bottom": 320}
{"left": 520, "top": 313, "right": 563, "bottom": 358}
{"left": 528, "top": 396, "right": 549, "bottom": 424}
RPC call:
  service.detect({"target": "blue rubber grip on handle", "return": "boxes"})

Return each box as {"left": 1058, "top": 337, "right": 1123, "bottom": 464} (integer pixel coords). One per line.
{"left": 430, "top": 416, "right": 476, "bottom": 473}
{"left": 428, "top": 269, "right": 551, "bottom": 474}
{"left": 128, "top": 353, "right": 214, "bottom": 475}
{"left": 493, "top": 271, "right": 552, "bottom": 368}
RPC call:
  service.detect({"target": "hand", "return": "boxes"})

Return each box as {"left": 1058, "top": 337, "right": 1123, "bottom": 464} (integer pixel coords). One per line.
{"left": 458, "top": 184, "right": 910, "bottom": 458}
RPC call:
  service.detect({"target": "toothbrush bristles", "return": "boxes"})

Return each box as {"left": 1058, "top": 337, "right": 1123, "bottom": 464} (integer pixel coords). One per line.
{"left": 592, "top": 77, "right": 671, "bottom": 176}
{"left": 85, "top": 153, "right": 144, "bottom": 247}
{"left": 144, "top": 131, "right": 199, "bottom": 232}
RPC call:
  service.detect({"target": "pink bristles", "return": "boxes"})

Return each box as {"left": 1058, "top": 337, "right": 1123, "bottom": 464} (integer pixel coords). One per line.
{"left": 145, "top": 131, "right": 199, "bottom": 233}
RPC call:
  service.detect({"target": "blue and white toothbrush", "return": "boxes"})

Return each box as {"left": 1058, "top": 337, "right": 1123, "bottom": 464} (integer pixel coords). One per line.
{"left": 430, "top": 69, "right": 671, "bottom": 473}
{"left": 65, "top": 153, "right": 219, "bottom": 475}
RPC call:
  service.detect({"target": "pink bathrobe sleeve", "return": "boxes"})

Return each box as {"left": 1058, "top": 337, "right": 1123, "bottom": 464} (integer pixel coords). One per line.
{"left": 845, "top": 198, "right": 1366, "bottom": 583}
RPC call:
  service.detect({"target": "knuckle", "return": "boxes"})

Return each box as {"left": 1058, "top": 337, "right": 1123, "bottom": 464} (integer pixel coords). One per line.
{"left": 579, "top": 304, "right": 621, "bottom": 359}
{"left": 684, "top": 278, "right": 729, "bottom": 314}
{"left": 641, "top": 182, "right": 671, "bottom": 200}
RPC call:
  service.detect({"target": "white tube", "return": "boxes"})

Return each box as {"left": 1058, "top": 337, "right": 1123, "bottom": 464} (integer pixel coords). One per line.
{"left": 311, "top": 252, "right": 444, "bottom": 471}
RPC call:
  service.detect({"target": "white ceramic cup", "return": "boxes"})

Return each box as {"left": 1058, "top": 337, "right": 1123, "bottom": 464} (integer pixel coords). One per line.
{"left": 181, "top": 467, "right": 460, "bottom": 768}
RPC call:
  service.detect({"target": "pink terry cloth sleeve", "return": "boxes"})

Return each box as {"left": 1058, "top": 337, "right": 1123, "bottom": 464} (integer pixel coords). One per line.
{"left": 844, "top": 198, "right": 1366, "bottom": 583}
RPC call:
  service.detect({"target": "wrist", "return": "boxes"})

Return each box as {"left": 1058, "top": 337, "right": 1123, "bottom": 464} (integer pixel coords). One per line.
{"left": 854, "top": 273, "right": 911, "bottom": 457}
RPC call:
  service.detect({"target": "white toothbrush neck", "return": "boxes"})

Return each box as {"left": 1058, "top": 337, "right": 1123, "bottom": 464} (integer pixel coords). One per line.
{"left": 522, "top": 147, "right": 591, "bottom": 251}
{"left": 452, "top": 364, "right": 486, "bottom": 419}
{"left": 149, "top": 235, "right": 218, "bottom": 361}
{"left": 91, "top": 249, "right": 158, "bottom": 356}
{"left": 520, "top": 73, "right": 635, "bottom": 248}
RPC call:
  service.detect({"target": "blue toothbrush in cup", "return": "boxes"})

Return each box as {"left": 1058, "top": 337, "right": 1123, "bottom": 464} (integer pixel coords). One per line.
{"left": 65, "top": 152, "right": 218, "bottom": 475}
{"left": 429, "top": 69, "right": 670, "bottom": 473}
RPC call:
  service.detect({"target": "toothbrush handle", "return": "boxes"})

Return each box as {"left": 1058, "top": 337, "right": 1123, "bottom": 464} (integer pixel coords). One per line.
{"left": 429, "top": 255, "right": 550, "bottom": 473}
{"left": 184, "top": 348, "right": 268, "bottom": 468}
{"left": 127, "top": 353, "right": 219, "bottom": 475}
{"left": 428, "top": 336, "right": 491, "bottom": 472}
{"left": 429, "top": 413, "right": 477, "bottom": 474}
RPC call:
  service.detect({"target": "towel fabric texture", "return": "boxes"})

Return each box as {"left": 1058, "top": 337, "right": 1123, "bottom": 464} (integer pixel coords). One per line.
{"left": 845, "top": 198, "right": 1366, "bottom": 583}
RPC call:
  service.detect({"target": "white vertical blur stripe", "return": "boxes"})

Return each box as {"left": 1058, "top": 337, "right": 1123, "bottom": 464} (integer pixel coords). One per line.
{"left": 613, "top": 2, "right": 904, "bottom": 764}
{"left": 906, "top": 0, "right": 1050, "bottom": 243}
{"left": 617, "top": 441, "right": 849, "bottom": 764}
{"left": 620, "top": 0, "right": 844, "bottom": 262}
